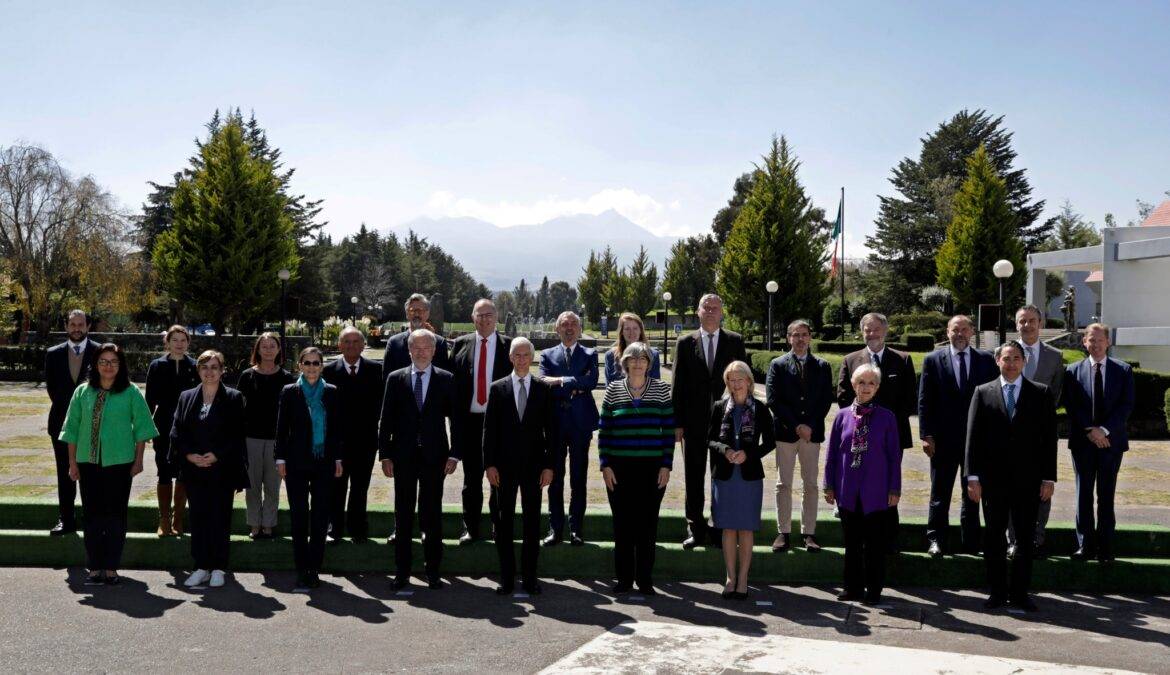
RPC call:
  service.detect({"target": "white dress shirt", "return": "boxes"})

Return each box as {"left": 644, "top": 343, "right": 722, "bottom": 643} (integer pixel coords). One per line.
{"left": 470, "top": 332, "right": 498, "bottom": 414}
{"left": 949, "top": 345, "right": 971, "bottom": 387}
{"left": 511, "top": 371, "right": 531, "bottom": 416}
{"left": 342, "top": 356, "right": 361, "bottom": 375}
{"left": 701, "top": 329, "right": 719, "bottom": 364}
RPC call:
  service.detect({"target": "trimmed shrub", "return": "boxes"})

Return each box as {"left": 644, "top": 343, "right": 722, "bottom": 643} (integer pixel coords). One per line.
{"left": 904, "top": 333, "right": 937, "bottom": 352}
{"left": 888, "top": 311, "right": 949, "bottom": 341}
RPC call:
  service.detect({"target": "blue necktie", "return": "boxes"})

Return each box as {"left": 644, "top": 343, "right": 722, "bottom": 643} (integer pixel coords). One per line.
{"left": 1005, "top": 383, "right": 1016, "bottom": 420}
{"left": 74, "top": 346, "right": 81, "bottom": 356}
{"left": 414, "top": 371, "right": 425, "bottom": 411}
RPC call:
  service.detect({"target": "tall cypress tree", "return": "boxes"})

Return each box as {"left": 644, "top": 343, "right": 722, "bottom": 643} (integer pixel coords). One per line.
{"left": 152, "top": 120, "right": 298, "bottom": 334}
{"left": 717, "top": 135, "right": 830, "bottom": 326}
{"left": 862, "top": 109, "right": 1047, "bottom": 313}
{"left": 935, "top": 146, "right": 1025, "bottom": 313}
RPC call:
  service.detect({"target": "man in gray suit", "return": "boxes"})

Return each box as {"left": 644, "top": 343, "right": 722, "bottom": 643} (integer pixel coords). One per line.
{"left": 1006, "top": 305, "right": 1065, "bottom": 558}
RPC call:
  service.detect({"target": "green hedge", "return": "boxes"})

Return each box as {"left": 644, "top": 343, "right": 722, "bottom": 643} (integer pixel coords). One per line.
{"left": 1134, "top": 368, "right": 1170, "bottom": 431}
{"left": 1165, "top": 388, "right": 1170, "bottom": 430}
{"left": 904, "top": 332, "right": 937, "bottom": 351}
{"left": 888, "top": 311, "right": 949, "bottom": 341}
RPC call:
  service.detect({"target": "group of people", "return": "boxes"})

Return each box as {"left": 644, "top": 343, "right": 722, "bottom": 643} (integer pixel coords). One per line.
{"left": 44, "top": 294, "right": 1134, "bottom": 609}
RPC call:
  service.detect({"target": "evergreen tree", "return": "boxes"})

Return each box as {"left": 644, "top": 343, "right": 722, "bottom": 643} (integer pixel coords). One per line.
{"left": 603, "top": 267, "right": 631, "bottom": 316}
{"left": 1041, "top": 200, "right": 1102, "bottom": 251}
{"left": 152, "top": 120, "right": 298, "bottom": 334}
{"left": 662, "top": 234, "right": 719, "bottom": 318}
{"left": 936, "top": 146, "right": 1025, "bottom": 313}
{"left": 711, "top": 171, "right": 756, "bottom": 246}
{"left": 513, "top": 278, "right": 533, "bottom": 316}
{"left": 716, "top": 135, "right": 830, "bottom": 325}
{"left": 535, "top": 276, "right": 552, "bottom": 318}
{"left": 626, "top": 245, "right": 658, "bottom": 317}
{"left": 548, "top": 281, "right": 578, "bottom": 316}
{"left": 577, "top": 251, "right": 605, "bottom": 323}
{"left": 862, "top": 109, "right": 1047, "bottom": 313}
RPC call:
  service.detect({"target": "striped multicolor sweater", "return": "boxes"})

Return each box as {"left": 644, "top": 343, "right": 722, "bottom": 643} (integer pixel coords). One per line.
{"left": 598, "top": 378, "right": 675, "bottom": 469}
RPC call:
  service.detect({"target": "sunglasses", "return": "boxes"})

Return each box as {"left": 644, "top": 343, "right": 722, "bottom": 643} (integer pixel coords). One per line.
{"left": 301, "top": 360, "right": 322, "bottom": 367}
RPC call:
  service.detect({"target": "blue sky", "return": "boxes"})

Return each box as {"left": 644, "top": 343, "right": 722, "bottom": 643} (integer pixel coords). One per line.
{"left": 3, "top": 1, "right": 1168, "bottom": 260}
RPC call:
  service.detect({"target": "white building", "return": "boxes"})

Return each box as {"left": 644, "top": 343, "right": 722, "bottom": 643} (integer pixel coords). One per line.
{"left": 1027, "top": 200, "right": 1170, "bottom": 373}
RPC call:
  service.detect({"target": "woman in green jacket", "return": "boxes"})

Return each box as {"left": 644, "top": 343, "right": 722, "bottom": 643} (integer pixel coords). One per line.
{"left": 60, "top": 343, "right": 158, "bottom": 585}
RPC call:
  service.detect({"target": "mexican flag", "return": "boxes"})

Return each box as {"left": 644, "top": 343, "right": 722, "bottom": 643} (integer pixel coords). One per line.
{"left": 829, "top": 192, "right": 843, "bottom": 278}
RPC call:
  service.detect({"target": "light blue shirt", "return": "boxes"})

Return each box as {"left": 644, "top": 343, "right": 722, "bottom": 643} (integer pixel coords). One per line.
{"left": 412, "top": 363, "right": 433, "bottom": 401}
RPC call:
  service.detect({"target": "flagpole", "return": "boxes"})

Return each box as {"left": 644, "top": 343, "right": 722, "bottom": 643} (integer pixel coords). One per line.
{"left": 839, "top": 187, "right": 846, "bottom": 340}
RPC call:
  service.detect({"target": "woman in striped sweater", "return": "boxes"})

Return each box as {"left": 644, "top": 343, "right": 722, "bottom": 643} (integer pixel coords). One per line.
{"left": 598, "top": 342, "right": 675, "bottom": 596}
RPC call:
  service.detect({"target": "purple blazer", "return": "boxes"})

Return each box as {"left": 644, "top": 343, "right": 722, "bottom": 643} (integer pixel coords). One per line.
{"left": 824, "top": 404, "right": 902, "bottom": 515}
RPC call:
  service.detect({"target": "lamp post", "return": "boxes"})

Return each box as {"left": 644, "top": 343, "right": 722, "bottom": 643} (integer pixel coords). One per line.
{"left": 661, "top": 291, "right": 672, "bottom": 366}
{"left": 350, "top": 295, "right": 359, "bottom": 326}
{"left": 278, "top": 268, "right": 290, "bottom": 365}
{"left": 993, "top": 259, "right": 1014, "bottom": 346}
{"left": 765, "top": 280, "right": 778, "bottom": 351}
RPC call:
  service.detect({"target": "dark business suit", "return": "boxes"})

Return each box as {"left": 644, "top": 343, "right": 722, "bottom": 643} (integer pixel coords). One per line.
{"left": 837, "top": 347, "right": 917, "bottom": 548}
{"left": 321, "top": 356, "right": 383, "bottom": 540}
{"left": 1011, "top": 339, "right": 1066, "bottom": 548}
{"left": 482, "top": 375, "right": 556, "bottom": 589}
{"left": 670, "top": 328, "right": 747, "bottom": 539}
{"left": 539, "top": 342, "right": 600, "bottom": 538}
{"left": 275, "top": 382, "right": 343, "bottom": 574}
{"left": 379, "top": 365, "right": 456, "bottom": 580}
{"left": 450, "top": 332, "right": 512, "bottom": 538}
{"left": 171, "top": 386, "right": 248, "bottom": 571}
{"left": 918, "top": 346, "right": 997, "bottom": 551}
{"left": 382, "top": 330, "right": 450, "bottom": 381}
{"left": 145, "top": 355, "right": 199, "bottom": 481}
{"left": 766, "top": 351, "right": 834, "bottom": 536}
{"left": 1063, "top": 356, "right": 1135, "bottom": 556}
{"left": 966, "top": 378, "right": 1057, "bottom": 601}
{"left": 45, "top": 339, "right": 101, "bottom": 527}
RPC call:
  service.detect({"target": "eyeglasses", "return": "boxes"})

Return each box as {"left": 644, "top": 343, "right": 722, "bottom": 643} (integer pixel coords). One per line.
{"left": 301, "top": 360, "right": 322, "bottom": 367}
{"left": 97, "top": 359, "right": 119, "bottom": 367}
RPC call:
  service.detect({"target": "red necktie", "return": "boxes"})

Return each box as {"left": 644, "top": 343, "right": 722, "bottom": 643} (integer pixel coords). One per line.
{"left": 476, "top": 338, "right": 488, "bottom": 406}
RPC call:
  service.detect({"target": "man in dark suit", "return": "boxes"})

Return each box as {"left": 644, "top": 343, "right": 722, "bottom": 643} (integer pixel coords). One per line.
{"left": 44, "top": 309, "right": 100, "bottom": 535}
{"left": 379, "top": 328, "right": 457, "bottom": 589}
{"left": 539, "top": 311, "right": 599, "bottom": 546}
{"left": 1063, "top": 323, "right": 1135, "bottom": 563}
{"left": 766, "top": 319, "right": 834, "bottom": 552}
{"left": 671, "top": 293, "right": 747, "bottom": 548}
{"left": 837, "top": 312, "right": 917, "bottom": 552}
{"left": 483, "top": 337, "right": 556, "bottom": 595}
{"left": 918, "top": 314, "right": 997, "bottom": 556}
{"left": 322, "top": 326, "right": 383, "bottom": 543}
{"left": 383, "top": 292, "right": 450, "bottom": 379}
{"left": 1007, "top": 305, "right": 1066, "bottom": 558}
{"left": 966, "top": 340, "right": 1057, "bottom": 611}
{"left": 449, "top": 298, "right": 512, "bottom": 543}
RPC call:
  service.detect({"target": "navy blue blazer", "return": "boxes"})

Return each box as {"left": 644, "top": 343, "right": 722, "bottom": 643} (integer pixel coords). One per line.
{"left": 274, "top": 382, "right": 343, "bottom": 470}
{"left": 378, "top": 365, "right": 456, "bottom": 467}
{"left": 765, "top": 352, "right": 835, "bottom": 443}
{"left": 603, "top": 347, "right": 661, "bottom": 384}
{"left": 1063, "top": 356, "right": 1135, "bottom": 452}
{"left": 382, "top": 330, "right": 449, "bottom": 383}
{"left": 44, "top": 340, "right": 101, "bottom": 437}
{"left": 917, "top": 346, "right": 997, "bottom": 455}
{"left": 539, "top": 343, "right": 600, "bottom": 434}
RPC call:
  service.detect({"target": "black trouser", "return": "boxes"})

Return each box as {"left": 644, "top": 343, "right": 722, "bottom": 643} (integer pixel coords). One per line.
{"left": 927, "top": 451, "right": 981, "bottom": 551}
{"left": 606, "top": 461, "right": 666, "bottom": 587}
{"left": 682, "top": 428, "right": 711, "bottom": 539}
{"left": 77, "top": 462, "right": 132, "bottom": 571}
{"left": 394, "top": 462, "right": 446, "bottom": 578}
{"left": 840, "top": 495, "right": 885, "bottom": 601}
{"left": 288, "top": 461, "right": 335, "bottom": 574}
{"left": 1006, "top": 498, "right": 1049, "bottom": 548}
{"left": 460, "top": 412, "right": 495, "bottom": 537}
{"left": 185, "top": 468, "right": 235, "bottom": 570}
{"left": 330, "top": 446, "right": 375, "bottom": 539}
{"left": 492, "top": 471, "right": 542, "bottom": 587}
{"left": 51, "top": 437, "right": 78, "bottom": 526}
{"left": 982, "top": 489, "right": 1040, "bottom": 600}
{"left": 884, "top": 504, "right": 900, "bottom": 552}
{"left": 152, "top": 420, "right": 181, "bottom": 482}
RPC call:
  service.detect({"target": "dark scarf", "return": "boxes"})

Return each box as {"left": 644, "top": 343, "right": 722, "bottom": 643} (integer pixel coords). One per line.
{"left": 849, "top": 400, "right": 876, "bottom": 469}
{"left": 719, "top": 397, "right": 755, "bottom": 450}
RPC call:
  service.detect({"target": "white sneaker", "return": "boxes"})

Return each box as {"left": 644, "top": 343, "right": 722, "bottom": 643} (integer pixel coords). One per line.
{"left": 185, "top": 569, "right": 210, "bottom": 587}
{"left": 209, "top": 570, "right": 226, "bottom": 587}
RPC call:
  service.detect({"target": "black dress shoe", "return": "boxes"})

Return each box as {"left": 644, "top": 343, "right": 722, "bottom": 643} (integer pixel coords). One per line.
{"left": 50, "top": 520, "right": 76, "bottom": 536}
{"left": 1010, "top": 596, "right": 1038, "bottom": 612}
{"left": 541, "top": 533, "right": 562, "bottom": 547}
{"left": 861, "top": 595, "right": 882, "bottom": 607}
{"left": 732, "top": 590, "right": 748, "bottom": 600}
{"left": 495, "top": 584, "right": 514, "bottom": 596}
{"left": 613, "top": 581, "right": 633, "bottom": 593}
{"left": 927, "top": 541, "right": 943, "bottom": 558}
{"left": 104, "top": 574, "right": 122, "bottom": 586}
{"left": 427, "top": 576, "right": 444, "bottom": 590}
{"left": 682, "top": 536, "right": 700, "bottom": 549}
{"left": 459, "top": 531, "right": 477, "bottom": 545}
{"left": 522, "top": 582, "right": 543, "bottom": 596}
{"left": 836, "top": 591, "right": 863, "bottom": 602}
{"left": 722, "top": 588, "right": 736, "bottom": 599}
{"left": 637, "top": 585, "right": 657, "bottom": 596}
{"left": 1033, "top": 542, "right": 1048, "bottom": 559}
{"left": 294, "top": 574, "right": 312, "bottom": 592}
{"left": 84, "top": 572, "right": 104, "bottom": 586}
{"left": 569, "top": 533, "right": 584, "bottom": 546}
{"left": 1098, "top": 551, "right": 1116, "bottom": 564}
{"left": 1070, "top": 547, "right": 1093, "bottom": 561}
{"left": 802, "top": 535, "right": 821, "bottom": 552}
{"left": 391, "top": 576, "right": 410, "bottom": 590}
{"left": 983, "top": 595, "right": 1008, "bottom": 609}
{"left": 307, "top": 572, "right": 321, "bottom": 589}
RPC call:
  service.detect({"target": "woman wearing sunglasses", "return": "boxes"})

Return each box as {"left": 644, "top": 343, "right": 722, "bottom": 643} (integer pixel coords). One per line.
{"left": 59, "top": 343, "right": 158, "bottom": 585}
{"left": 170, "top": 350, "right": 248, "bottom": 589}
{"left": 275, "top": 346, "right": 343, "bottom": 591}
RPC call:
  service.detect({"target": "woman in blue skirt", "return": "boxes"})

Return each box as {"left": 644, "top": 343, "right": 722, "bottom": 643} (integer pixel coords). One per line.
{"left": 707, "top": 360, "right": 775, "bottom": 600}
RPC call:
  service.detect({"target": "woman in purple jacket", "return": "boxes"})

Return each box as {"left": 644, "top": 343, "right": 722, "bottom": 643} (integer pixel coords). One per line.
{"left": 824, "top": 362, "right": 902, "bottom": 606}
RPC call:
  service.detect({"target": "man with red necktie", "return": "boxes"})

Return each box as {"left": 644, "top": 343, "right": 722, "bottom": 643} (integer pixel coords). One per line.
{"left": 450, "top": 299, "right": 512, "bottom": 543}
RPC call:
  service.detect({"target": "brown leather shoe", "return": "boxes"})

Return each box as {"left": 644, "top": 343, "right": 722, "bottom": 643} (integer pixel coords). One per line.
{"left": 157, "top": 484, "right": 174, "bottom": 537}
{"left": 171, "top": 482, "right": 187, "bottom": 535}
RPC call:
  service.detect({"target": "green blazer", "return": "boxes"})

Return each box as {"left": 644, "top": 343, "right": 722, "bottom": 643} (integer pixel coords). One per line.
{"left": 58, "top": 384, "right": 158, "bottom": 466}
